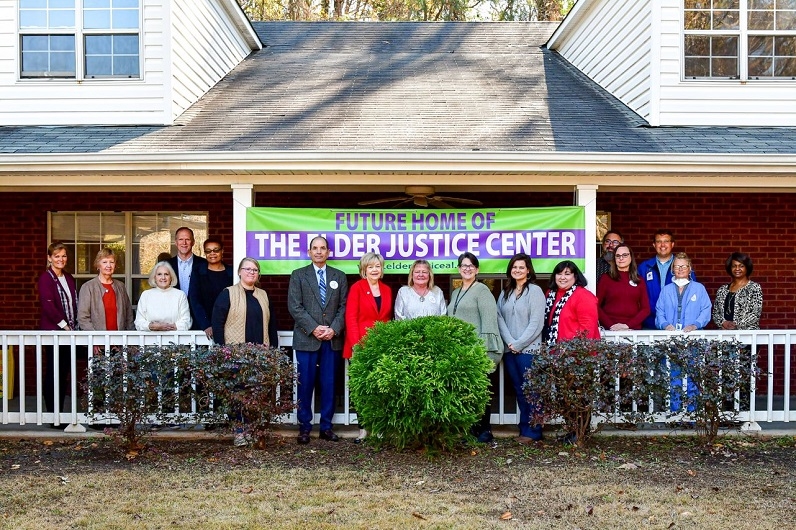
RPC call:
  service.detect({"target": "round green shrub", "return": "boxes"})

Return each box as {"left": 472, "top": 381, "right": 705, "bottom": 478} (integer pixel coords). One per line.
{"left": 348, "top": 316, "right": 493, "bottom": 452}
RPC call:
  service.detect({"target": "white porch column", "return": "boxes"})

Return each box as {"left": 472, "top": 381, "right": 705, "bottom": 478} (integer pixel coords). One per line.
{"left": 231, "top": 184, "right": 254, "bottom": 285}
{"left": 576, "top": 184, "right": 598, "bottom": 294}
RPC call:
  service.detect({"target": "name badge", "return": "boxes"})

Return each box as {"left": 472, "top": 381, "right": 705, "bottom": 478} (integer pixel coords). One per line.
{"left": 629, "top": 281, "right": 638, "bottom": 287}
{"left": 646, "top": 271, "right": 653, "bottom": 281}
{"left": 690, "top": 294, "right": 697, "bottom": 302}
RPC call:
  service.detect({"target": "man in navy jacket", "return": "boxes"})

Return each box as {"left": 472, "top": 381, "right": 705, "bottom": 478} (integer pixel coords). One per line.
{"left": 637, "top": 230, "right": 695, "bottom": 329}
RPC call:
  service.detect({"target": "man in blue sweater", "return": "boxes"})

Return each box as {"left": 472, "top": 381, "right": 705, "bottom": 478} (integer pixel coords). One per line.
{"left": 637, "top": 230, "right": 695, "bottom": 329}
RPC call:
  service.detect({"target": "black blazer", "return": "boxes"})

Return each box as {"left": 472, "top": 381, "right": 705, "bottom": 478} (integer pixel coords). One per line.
{"left": 168, "top": 254, "right": 208, "bottom": 330}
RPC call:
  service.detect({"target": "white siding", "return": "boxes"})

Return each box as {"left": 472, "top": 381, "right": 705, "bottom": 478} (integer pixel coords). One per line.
{"left": 0, "top": 0, "right": 169, "bottom": 126}
{"left": 549, "top": 0, "right": 652, "bottom": 122}
{"left": 170, "top": 0, "right": 251, "bottom": 120}
{"left": 657, "top": 0, "right": 796, "bottom": 126}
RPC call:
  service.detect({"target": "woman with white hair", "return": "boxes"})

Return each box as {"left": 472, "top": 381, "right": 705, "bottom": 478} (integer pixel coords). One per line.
{"left": 135, "top": 261, "right": 192, "bottom": 331}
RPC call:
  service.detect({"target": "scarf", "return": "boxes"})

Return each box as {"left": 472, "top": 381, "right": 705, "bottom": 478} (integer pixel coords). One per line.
{"left": 224, "top": 283, "right": 270, "bottom": 346}
{"left": 543, "top": 285, "right": 577, "bottom": 344}
{"left": 48, "top": 268, "right": 76, "bottom": 330}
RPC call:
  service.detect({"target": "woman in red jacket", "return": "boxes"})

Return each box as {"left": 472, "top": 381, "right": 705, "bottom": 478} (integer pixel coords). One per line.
{"left": 544, "top": 260, "right": 599, "bottom": 343}
{"left": 344, "top": 252, "right": 392, "bottom": 443}
{"left": 543, "top": 260, "right": 599, "bottom": 445}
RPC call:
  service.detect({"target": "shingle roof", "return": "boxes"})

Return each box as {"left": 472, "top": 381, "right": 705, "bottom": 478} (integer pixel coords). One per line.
{"left": 2, "top": 21, "right": 796, "bottom": 155}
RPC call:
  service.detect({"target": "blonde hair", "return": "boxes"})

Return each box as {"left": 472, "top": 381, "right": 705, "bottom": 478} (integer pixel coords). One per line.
{"left": 238, "top": 257, "right": 261, "bottom": 274}
{"left": 93, "top": 248, "right": 117, "bottom": 271}
{"left": 359, "top": 252, "right": 384, "bottom": 279}
{"left": 673, "top": 252, "right": 692, "bottom": 268}
{"left": 407, "top": 259, "right": 435, "bottom": 289}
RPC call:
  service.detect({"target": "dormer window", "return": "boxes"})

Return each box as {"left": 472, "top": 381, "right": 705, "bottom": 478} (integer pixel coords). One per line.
{"left": 19, "top": 0, "right": 141, "bottom": 80}
{"left": 683, "top": 0, "right": 796, "bottom": 80}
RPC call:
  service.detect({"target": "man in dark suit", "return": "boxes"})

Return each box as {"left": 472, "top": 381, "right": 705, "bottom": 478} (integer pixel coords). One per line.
{"left": 167, "top": 226, "right": 207, "bottom": 331}
{"left": 288, "top": 236, "right": 348, "bottom": 444}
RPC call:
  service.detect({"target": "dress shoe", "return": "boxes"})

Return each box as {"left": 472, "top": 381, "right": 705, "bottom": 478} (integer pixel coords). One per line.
{"left": 476, "top": 430, "right": 494, "bottom": 443}
{"left": 297, "top": 431, "right": 311, "bottom": 445}
{"left": 319, "top": 429, "right": 340, "bottom": 442}
{"left": 528, "top": 424, "right": 544, "bottom": 441}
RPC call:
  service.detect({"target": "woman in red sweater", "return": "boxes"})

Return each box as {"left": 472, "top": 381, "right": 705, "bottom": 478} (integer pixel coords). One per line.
{"left": 596, "top": 245, "right": 650, "bottom": 331}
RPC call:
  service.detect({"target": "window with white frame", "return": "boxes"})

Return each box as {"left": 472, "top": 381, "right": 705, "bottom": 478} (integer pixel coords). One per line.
{"left": 19, "top": 0, "right": 141, "bottom": 79}
{"left": 683, "top": 0, "right": 796, "bottom": 80}
{"left": 50, "top": 212, "right": 208, "bottom": 305}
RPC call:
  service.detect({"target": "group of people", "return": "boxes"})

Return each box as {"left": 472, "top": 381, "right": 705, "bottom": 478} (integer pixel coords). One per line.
{"left": 596, "top": 229, "right": 762, "bottom": 412}
{"left": 596, "top": 229, "right": 762, "bottom": 334}
{"left": 38, "top": 227, "right": 762, "bottom": 445}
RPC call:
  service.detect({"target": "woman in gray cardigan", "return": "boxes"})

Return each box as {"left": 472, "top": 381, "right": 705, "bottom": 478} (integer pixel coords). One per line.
{"left": 497, "top": 253, "right": 546, "bottom": 444}
{"left": 448, "top": 252, "right": 501, "bottom": 443}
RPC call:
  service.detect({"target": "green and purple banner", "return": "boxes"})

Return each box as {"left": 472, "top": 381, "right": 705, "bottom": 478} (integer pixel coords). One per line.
{"left": 246, "top": 206, "right": 586, "bottom": 275}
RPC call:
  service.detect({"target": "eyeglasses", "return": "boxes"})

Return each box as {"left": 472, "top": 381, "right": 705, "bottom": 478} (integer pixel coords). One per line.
{"left": 605, "top": 239, "right": 622, "bottom": 246}
{"left": 240, "top": 267, "right": 259, "bottom": 273}
{"left": 204, "top": 248, "right": 221, "bottom": 254}
{"left": 672, "top": 265, "right": 690, "bottom": 270}
{"left": 459, "top": 265, "right": 476, "bottom": 270}
{"left": 614, "top": 253, "right": 630, "bottom": 259}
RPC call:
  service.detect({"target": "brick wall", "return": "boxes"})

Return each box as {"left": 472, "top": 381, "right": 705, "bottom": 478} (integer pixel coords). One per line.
{"left": 596, "top": 192, "right": 796, "bottom": 330}
{"left": 0, "top": 191, "right": 233, "bottom": 331}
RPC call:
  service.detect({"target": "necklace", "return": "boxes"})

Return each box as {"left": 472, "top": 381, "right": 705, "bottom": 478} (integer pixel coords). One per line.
{"left": 415, "top": 286, "right": 430, "bottom": 302}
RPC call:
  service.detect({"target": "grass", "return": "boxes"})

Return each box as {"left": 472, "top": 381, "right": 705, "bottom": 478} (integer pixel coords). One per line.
{"left": 1, "top": 435, "right": 794, "bottom": 529}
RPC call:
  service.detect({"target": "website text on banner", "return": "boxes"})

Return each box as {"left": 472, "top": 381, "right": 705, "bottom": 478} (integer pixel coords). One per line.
{"left": 246, "top": 207, "right": 586, "bottom": 275}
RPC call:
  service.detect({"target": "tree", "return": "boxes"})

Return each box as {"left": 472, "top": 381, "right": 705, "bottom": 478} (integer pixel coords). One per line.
{"left": 236, "top": 0, "right": 570, "bottom": 21}
{"left": 489, "top": 0, "right": 572, "bottom": 21}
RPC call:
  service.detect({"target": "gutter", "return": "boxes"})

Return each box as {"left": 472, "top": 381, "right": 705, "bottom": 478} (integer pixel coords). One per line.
{"left": 218, "top": 0, "right": 263, "bottom": 51}
{"left": 547, "top": 0, "right": 593, "bottom": 50}
{"left": 2, "top": 150, "right": 796, "bottom": 175}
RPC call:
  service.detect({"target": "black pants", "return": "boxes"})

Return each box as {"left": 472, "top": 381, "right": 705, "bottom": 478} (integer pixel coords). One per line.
{"left": 44, "top": 345, "right": 71, "bottom": 413}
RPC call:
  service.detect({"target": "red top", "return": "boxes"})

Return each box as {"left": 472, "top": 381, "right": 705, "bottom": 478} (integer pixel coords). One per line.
{"left": 101, "top": 282, "right": 118, "bottom": 331}
{"left": 344, "top": 278, "right": 393, "bottom": 359}
{"left": 596, "top": 271, "right": 650, "bottom": 330}
{"left": 546, "top": 286, "right": 600, "bottom": 341}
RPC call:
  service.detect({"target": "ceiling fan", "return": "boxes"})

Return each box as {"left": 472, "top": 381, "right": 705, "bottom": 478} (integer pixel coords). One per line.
{"left": 358, "top": 186, "right": 483, "bottom": 209}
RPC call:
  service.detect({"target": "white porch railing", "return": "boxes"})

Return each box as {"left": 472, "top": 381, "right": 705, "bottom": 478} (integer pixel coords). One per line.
{"left": 1, "top": 329, "right": 794, "bottom": 432}
{"left": 602, "top": 329, "right": 795, "bottom": 429}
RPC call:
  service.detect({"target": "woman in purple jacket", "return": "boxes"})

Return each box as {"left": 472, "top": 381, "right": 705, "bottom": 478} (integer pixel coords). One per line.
{"left": 38, "top": 242, "right": 78, "bottom": 417}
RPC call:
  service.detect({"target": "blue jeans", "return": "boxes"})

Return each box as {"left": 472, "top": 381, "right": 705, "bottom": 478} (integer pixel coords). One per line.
{"left": 295, "top": 342, "right": 338, "bottom": 432}
{"left": 503, "top": 352, "right": 539, "bottom": 437}
{"left": 669, "top": 362, "right": 698, "bottom": 413}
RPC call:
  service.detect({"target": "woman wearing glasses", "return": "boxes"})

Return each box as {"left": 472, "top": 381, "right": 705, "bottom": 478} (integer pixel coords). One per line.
{"left": 655, "top": 252, "right": 711, "bottom": 412}
{"left": 211, "top": 258, "right": 272, "bottom": 346}
{"left": 189, "top": 238, "right": 234, "bottom": 340}
{"left": 655, "top": 253, "right": 710, "bottom": 333}
{"left": 596, "top": 244, "right": 650, "bottom": 331}
{"left": 448, "top": 252, "right": 501, "bottom": 443}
